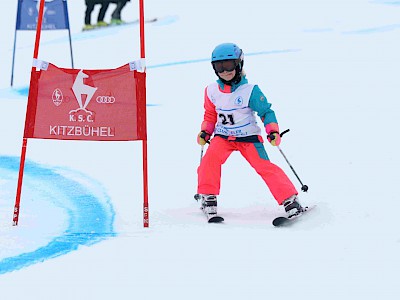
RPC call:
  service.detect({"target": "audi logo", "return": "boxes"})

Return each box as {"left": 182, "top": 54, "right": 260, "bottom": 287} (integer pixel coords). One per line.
{"left": 96, "top": 96, "right": 116, "bottom": 104}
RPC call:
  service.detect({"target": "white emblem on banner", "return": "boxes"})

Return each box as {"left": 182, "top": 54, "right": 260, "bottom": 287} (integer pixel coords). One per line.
{"left": 52, "top": 88, "right": 63, "bottom": 106}
{"left": 71, "top": 70, "right": 97, "bottom": 113}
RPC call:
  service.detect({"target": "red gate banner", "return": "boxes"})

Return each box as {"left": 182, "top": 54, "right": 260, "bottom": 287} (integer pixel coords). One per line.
{"left": 14, "top": 0, "right": 149, "bottom": 228}
{"left": 24, "top": 63, "right": 147, "bottom": 141}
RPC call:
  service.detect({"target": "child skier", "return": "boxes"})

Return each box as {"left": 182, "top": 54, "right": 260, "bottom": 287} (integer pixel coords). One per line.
{"left": 197, "top": 42, "right": 303, "bottom": 220}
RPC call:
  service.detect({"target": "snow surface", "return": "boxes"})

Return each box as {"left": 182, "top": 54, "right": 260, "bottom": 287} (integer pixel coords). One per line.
{"left": 1, "top": 0, "right": 400, "bottom": 299}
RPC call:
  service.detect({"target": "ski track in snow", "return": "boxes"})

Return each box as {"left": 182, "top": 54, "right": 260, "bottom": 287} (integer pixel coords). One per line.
{"left": 4, "top": 49, "right": 301, "bottom": 99}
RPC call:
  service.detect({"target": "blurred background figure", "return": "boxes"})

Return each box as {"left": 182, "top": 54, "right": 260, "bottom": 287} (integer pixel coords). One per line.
{"left": 109, "top": 0, "right": 131, "bottom": 25}
{"left": 83, "top": 0, "right": 110, "bottom": 30}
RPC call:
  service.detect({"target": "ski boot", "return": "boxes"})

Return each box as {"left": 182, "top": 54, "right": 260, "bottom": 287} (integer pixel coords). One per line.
{"left": 96, "top": 21, "right": 109, "bottom": 28}
{"left": 83, "top": 24, "right": 95, "bottom": 31}
{"left": 200, "top": 194, "right": 218, "bottom": 216}
{"left": 110, "top": 18, "right": 126, "bottom": 25}
{"left": 283, "top": 195, "right": 304, "bottom": 218}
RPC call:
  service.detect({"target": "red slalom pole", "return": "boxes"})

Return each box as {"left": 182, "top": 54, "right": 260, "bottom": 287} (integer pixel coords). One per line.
{"left": 139, "top": 0, "right": 149, "bottom": 227}
{"left": 13, "top": 0, "right": 46, "bottom": 226}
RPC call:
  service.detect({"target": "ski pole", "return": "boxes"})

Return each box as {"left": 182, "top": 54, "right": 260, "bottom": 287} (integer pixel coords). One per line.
{"left": 268, "top": 129, "right": 309, "bottom": 192}
{"left": 194, "top": 133, "right": 210, "bottom": 201}
{"left": 199, "top": 145, "right": 204, "bottom": 165}
{"left": 198, "top": 131, "right": 209, "bottom": 165}
{"left": 194, "top": 145, "right": 204, "bottom": 201}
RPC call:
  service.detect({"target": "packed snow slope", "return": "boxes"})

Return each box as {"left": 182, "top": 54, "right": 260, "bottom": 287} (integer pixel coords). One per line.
{"left": 0, "top": 1, "right": 399, "bottom": 299}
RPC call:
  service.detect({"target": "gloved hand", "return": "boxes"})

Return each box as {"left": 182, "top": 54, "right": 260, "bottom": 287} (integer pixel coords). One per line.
{"left": 197, "top": 131, "right": 211, "bottom": 146}
{"left": 267, "top": 132, "right": 281, "bottom": 146}
{"left": 265, "top": 122, "right": 281, "bottom": 146}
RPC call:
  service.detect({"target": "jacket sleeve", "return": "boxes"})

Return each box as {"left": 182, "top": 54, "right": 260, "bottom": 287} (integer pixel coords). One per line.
{"left": 249, "top": 85, "right": 278, "bottom": 126}
{"left": 200, "top": 87, "right": 217, "bottom": 134}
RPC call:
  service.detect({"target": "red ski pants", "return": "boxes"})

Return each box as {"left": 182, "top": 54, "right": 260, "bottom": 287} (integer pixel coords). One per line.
{"left": 197, "top": 136, "right": 297, "bottom": 204}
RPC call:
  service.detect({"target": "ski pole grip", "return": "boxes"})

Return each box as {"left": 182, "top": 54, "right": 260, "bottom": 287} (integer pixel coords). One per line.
{"left": 200, "top": 131, "right": 210, "bottom": 144}
{"left": 280, "top": 129, "right": 290, "bottom": 137}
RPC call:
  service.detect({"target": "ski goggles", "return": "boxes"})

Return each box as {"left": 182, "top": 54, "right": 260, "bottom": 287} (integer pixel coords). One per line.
{"left": 212, "top": 59, "right": 240, "bottom": 73}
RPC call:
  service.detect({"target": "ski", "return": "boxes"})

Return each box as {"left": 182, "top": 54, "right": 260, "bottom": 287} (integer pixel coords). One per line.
{"left": 82, "top": 18, "right": 158, "bottom": 31}
{"left": 109, "top": 17, "right": 158, "bottom": 27}
{"left": 206, "top": 213, "right": 224, "bottom": 223}
{"left": 272, "top": 205, "right": 315, "bottom": 227}
{"left": 195, "top": 194, "right": 224, "bottom": 223}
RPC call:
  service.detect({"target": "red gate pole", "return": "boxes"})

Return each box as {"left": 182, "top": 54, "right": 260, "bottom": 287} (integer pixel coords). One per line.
{"left": 139, "top": 0, "right": 149, "bottom": 228}
{"left": 13, "top": 0, "right": 46, "bottom": 226}
{"left": 13, "top": 138, "right": 28, "bottom": 225}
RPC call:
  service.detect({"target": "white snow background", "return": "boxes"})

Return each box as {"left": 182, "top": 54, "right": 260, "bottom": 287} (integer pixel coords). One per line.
{"left": 1, "top": 0, "right": 400, "bottom": 299}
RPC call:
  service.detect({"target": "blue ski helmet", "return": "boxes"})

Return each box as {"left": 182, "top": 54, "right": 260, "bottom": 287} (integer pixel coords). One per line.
{"left": 211, "top": 43, "right": 243, "bottom": 62}
{"left": 211, "top": 43, "right": 244, "bottom": 85}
